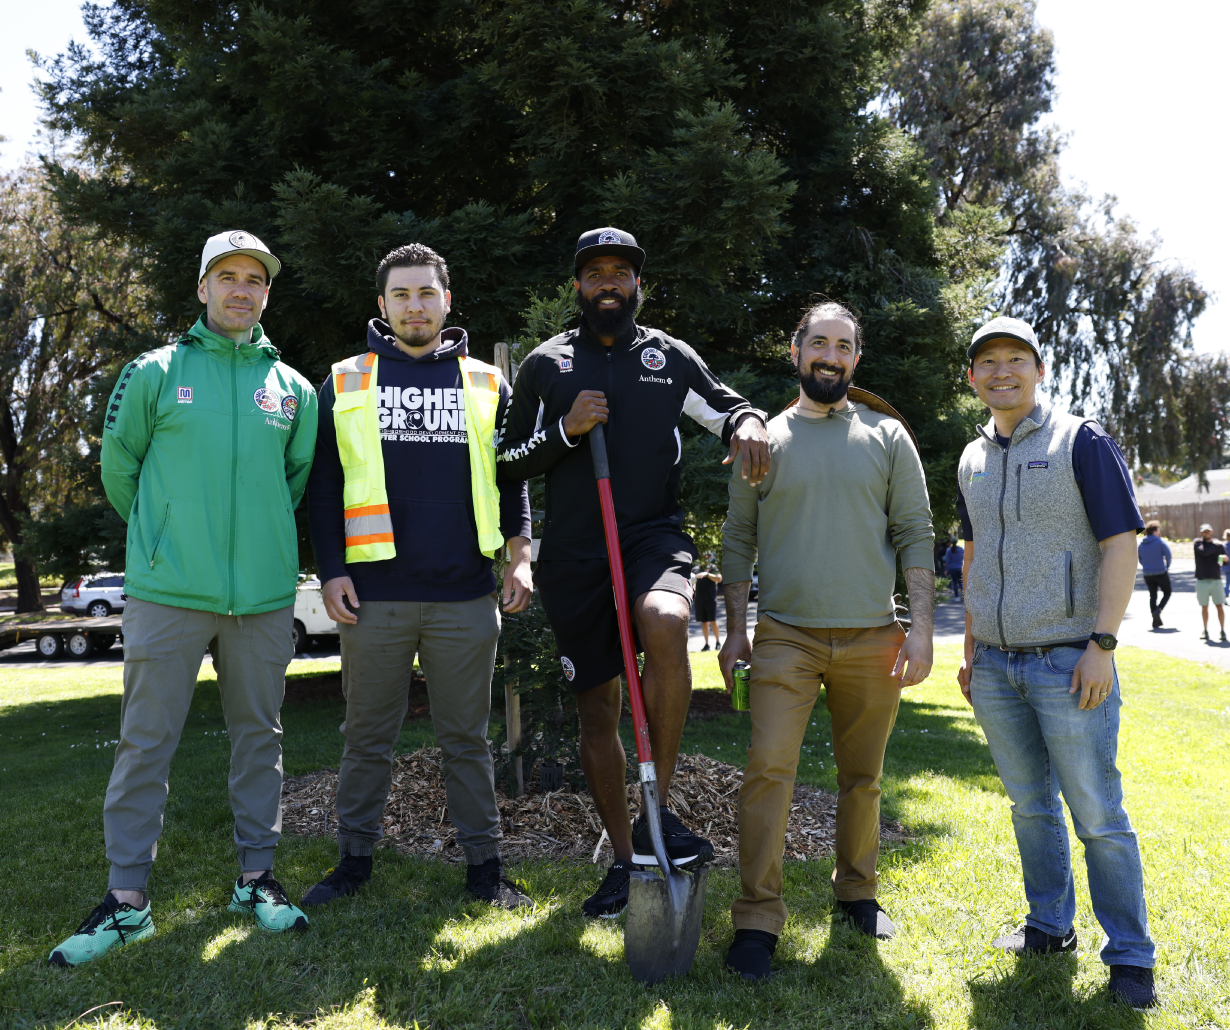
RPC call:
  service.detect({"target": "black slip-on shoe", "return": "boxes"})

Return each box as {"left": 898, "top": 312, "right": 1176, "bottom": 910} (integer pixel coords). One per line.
{"left": 466, "top": 859, "right": 534, "bottom": 910}
{"left": 725, "top": 929, "right": 778, "bottom": 981}
{"left": 992, "top": 923, "right": 1077, "bottom": 955}
{"left": 837, "top": 898, "right": 896, "bottom": 940}
{"left": 301, "top": 854, "right": 372, "bottom": 908}
{"left": 1108, "top": 965, "right": 1157, "bottom": 1010}
{"left": 581, "top": 860, "right": 632, "bottom": 918}
{"left": 631, "top": 807, "right": 714, "bottom": 867}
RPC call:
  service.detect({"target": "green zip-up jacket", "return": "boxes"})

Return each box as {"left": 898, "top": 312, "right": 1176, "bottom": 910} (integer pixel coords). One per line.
{"left": 101, "top": 317, "right": 319, "bottom": 615}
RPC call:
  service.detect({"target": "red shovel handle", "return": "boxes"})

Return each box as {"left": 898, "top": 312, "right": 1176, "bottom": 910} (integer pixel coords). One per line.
{"left": 589, "top": 425, "right": 654, "bottom": 766}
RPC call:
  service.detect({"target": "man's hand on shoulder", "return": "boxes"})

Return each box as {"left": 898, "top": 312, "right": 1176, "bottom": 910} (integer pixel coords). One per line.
{"left": 724, "top": 414, "right": 769, "bottom": 487}
{"left": 323, "top": 576, "right": 359, "bottom": 625}
{"left": 562, "top": 390, "right": 609, "bottom": 439}
{"left": 718, "top": 631, "right": 751, "bottom": 695}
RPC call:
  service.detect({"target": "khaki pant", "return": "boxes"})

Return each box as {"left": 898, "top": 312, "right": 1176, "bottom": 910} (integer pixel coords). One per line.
{"left": 732, "top": 617, "right": 904, "bottom": 934}
{"left": 336, "top": 594, "right": 502, "bottom": 864}
{"left": 105, "top": 597, "right": 294, "bottom": 891}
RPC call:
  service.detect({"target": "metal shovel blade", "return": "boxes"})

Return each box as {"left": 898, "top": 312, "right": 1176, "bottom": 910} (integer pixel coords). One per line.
{"left": 624, "top": 863, "right": 710, "bottom": 984}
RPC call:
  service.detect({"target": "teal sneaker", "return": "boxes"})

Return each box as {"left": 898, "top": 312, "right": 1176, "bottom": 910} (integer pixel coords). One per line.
{"left": 49, "top": 893, "right": 155, "bottom": 967}
{"left": 228, "top": 872, "right": 308, "bottom": 932}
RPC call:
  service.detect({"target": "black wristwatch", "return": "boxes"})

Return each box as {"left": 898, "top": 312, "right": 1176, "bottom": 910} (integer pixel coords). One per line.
{"left": 1090, "top": 632, "right": 1117, "bottom": 651}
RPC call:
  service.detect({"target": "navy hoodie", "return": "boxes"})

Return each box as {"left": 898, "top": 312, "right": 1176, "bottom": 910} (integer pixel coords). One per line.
{"left": 308, "top": 322, "right": 531, "bottom": 601}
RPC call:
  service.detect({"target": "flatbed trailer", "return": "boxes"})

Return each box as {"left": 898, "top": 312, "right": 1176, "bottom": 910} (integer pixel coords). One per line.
{"left": 0, "top": 615, "right": 123, "bottom": 659}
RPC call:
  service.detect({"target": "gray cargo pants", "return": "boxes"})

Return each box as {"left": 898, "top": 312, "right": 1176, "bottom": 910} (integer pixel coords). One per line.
{"left": 104, "top": 596, "right": 294, "bottom": 891}
{"left": 336, "top": 593, "right": 502, "bottom": 865}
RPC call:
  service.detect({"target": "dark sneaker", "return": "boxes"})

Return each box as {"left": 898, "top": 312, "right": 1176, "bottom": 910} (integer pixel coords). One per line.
{"left": 631, "top": 807, "right": 714, "bottom": 867}
{"left": 725, "top": 928, "right": 777, "bottom": 981}
{"left": 229, "top": 872, "right": 308, "bottom": 932}
{"left": 1108, "top": 965, "right": 1157, "bottom": 1010}
{"left": 302, "top": 854, "right": 372, "bottom": 908}
{"left": 49, "top": 893, "right": 155, "bottom": 967}
{"left": 1202, "top": 630, "right": 1209, "bottom": 640}
{"left": 701, "top": 644, "right": 710, "bottom": 652}
{"left": 466, "top": 858, "right": 534, "bottom": 910}
{"left": 1152, "top": 613, "right": 1162, "bottom": 628}
{"left": 992, "top": 923, "right": 1077, "bottom": 954}
{"left": 1221, "top": 631, "right": 1228, "bottom": 643}
{"left": 581, "top": 860, "right": 632, "bottom": 918}
{"left": 837, "top": 898, "right": 895, "bottom": 939}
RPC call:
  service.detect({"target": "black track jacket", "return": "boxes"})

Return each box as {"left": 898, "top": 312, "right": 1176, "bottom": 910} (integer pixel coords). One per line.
{"left": 496, "top": 320, "right": 764, "bottom": 561}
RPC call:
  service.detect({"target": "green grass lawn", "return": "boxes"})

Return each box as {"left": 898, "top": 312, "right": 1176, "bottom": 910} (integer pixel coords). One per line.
{"left": 0, "top": 647, "right": 1226, "bottom": 1029}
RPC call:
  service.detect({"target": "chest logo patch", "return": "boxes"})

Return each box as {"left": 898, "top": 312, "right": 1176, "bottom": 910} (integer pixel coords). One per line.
{"left": 177, "top": 387, "right": 193, "bottom": 404}
{"left": 559, "top": 358, "right": 573, "bottom": 372}
{"left": 1028, "top": 461, "right": 1048, "bottom": 469}
{"left": 253, "top": 387, "right": 280, "bottom": 413}
{"left": 641, "top": 347, "right": 666, "bottom": 371}
{"left": 560, "top": 656, "right": 576, "bottom": 681}
{"left": 280, "top": 395, "right": 298, "bottom": 421}
{"left": 969, "top": 471, "right": 988, "bottom": 483}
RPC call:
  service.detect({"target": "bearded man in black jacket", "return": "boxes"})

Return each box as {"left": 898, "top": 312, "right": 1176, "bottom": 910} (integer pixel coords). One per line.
{"left": 498, "top": 227, "right": 769, "bottom": 916}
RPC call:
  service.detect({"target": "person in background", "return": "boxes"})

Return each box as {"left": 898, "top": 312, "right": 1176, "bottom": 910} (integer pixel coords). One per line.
{"left": 1137, "top": 521, "right": 1172, "bottom": 629}
{"left": 693, "top": 554, "right": 723, "bottom": 651}
{"left": 1223, "top": 530, "right": 1230, "bottom": 598}
{"left": 945, "top": 539, "right": 964, "bottom": 600}
{"left": 1193, "top": 523, "right": 1227, "bottom": 642}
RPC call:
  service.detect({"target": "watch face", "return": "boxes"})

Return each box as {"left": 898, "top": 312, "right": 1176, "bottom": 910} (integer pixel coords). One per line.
{"left": 1098, "top": 634, "right": 1116, "bottom": 650}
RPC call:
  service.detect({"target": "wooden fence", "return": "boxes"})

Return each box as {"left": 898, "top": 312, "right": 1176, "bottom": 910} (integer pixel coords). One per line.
{"left": 1136, "top": 499, "right": 1230, "bottom": 540}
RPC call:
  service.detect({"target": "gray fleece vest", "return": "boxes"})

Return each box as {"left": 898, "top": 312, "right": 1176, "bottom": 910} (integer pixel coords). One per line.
{"left": 958, "top": 402, "right": 1101, "bottom": 648}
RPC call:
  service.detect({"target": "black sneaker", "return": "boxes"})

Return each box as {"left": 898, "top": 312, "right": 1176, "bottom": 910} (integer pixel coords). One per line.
{"left": 466, "top": 859, "right": 534, "bottom": 910}
{"left": 631, "top": 807, "right": 714, "bottom": 867}
{"left": 1152, "top": 613, "right": 1162, "bottom": 628}
{"left": 581, "top": 860, "right": 632, "bottom": 918}
{"left": 992, "top": 923, "right": 1077, "bottom": 954}
{"left": 701, "top": 644, "right": 710, "bottom": 652}
{"left": 1222, "top": 631, "right": 1228, "bottom": 643}
{"left": 1108, "top": 965, "right": 1157, "bottom": 1010}
{"left": 725, "top": 928, "right": 777, "bottom": 981}
{"left": 837, "top": 898, "right": 895, "bottom": 939}
{"left": 301, "top": 854, "right": 372, "bottom": 908}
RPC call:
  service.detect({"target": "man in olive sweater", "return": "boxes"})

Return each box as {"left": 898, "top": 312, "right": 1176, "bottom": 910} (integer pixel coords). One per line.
{"left": 718, "top": 301, "right": 935, "bottom": 979}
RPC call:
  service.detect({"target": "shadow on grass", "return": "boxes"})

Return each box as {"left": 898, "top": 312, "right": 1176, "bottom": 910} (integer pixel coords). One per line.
{"left": 968, "top": 954, "right": 1144, "bottom": 1030}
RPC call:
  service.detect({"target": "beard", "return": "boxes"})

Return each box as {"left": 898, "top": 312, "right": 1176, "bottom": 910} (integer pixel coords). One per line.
{"left": 798, "top": 358, "right": 854, "bottom": 405}
{"left": 577, "top": 284, "right": 641, "bottom": 338}
{"left": 388, "top": 312, "right": 444, "bottom": 349}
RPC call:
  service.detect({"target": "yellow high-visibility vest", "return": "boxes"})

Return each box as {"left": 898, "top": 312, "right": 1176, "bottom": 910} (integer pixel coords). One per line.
{"left": 330, "top": 352, "right": 504, "bottom": 563}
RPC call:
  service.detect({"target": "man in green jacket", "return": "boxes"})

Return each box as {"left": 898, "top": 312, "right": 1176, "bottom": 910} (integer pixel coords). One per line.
{"left": 50, "top": 231, "right": 319, "bottom": 967}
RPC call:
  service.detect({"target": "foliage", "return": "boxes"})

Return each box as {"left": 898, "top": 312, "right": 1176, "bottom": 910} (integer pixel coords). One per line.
{"left": 886, "top": 0, "right": 1218, "bottom": 479}
{"left": 0, "top": 166, "right": 156, "bottom": 611}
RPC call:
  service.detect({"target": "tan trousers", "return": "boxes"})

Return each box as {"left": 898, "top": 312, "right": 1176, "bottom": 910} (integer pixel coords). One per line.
{"left": 732, "top": 616, "right": 904, "bottom": 934}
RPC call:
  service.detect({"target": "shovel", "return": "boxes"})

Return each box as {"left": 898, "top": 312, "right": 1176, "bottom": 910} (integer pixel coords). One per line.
{"left": 588, "top": 424, "right": 709, "bottom": 984}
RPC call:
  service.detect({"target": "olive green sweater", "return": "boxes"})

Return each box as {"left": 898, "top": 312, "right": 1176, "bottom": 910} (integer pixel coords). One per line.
{"left": 720, "top": 403, "right": 934, "bottom": 628}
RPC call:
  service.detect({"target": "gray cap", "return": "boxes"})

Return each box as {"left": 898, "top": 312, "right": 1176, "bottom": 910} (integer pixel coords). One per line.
{"left": 968, "top": 316, "right": 1041, "bottom": 364}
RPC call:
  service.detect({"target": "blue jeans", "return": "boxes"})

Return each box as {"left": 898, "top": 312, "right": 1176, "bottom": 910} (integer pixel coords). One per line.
{"left": 969, "top": 643, "right": 1154, "bottom": 967}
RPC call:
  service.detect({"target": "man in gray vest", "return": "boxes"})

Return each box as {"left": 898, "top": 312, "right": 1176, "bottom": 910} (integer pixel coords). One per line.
{"left": 955, "top": 317, "right": 1156, "bottom": 1011}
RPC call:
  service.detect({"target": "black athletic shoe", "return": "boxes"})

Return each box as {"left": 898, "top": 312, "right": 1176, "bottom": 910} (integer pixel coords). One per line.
{"left": 581, "top": 860, "right": 632, "bottom": 918}
{"left": 701, "top": 644, "right": 711, "bottom": 652}
{"left": 837, "top": 898, "right": 896, "bottom": 939}
{"left": 631, "top": 807, "right": 714, "bottom": 867}
{"left": 725, "top": 929, "right": 777, "bottom": 981}
{"left": 466, "top": 859, "right": 534, "bottom": 910}
{"left": 1152, "top": 613, "right": 1162, "bottom": 628}
{"left": 301, "top": 854, "right": 372, "bottom": 908}
{"left": 992, "top": 923, "right": 1077, "bottom": 955}
{"left": 1108, "top": 965, "right": 1157, "bottom": 1010}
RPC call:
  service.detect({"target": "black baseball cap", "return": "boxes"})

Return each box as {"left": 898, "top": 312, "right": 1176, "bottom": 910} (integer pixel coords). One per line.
{"left": 574, "top": 227, "right": 645, "bottom": 275}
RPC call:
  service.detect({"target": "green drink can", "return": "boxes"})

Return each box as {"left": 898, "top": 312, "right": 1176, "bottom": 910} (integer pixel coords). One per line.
{"left": 732, "top": 661, "right": 751, "bottom": 711}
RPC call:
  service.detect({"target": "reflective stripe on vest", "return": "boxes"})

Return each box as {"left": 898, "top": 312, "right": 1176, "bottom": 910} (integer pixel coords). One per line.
{"left": 330, "top": 351, "right": 504, "bottom": 563}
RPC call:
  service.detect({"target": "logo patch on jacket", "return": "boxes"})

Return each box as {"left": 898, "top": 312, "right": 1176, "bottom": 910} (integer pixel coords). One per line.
{"left": 969, "top": 471, "right": 988, "bottom": 483}
{"left": 559, "top": 358, "right": 573, "bottom": 372}
{"left": 561, "top": 656, "right": 576, "bottom": 681}
{"left": 280, "top": 395, "right": 298, "bottom": 421}
{"left": 1028, "top": 461, "right": 1048, "bottom": 469}
{"left": 177, "top": 387, "right": 193, "bottom": 404}
{"left": 641, "top": 347, "right": 666, "bottom": 371}
{"left": 253, "top": 387, "right": 280, "bottom": 413}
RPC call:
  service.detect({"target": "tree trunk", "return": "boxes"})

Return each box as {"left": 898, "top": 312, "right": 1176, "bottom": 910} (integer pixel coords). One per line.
{"left": 14, "top": 554, "right": 45, "bottom": 613}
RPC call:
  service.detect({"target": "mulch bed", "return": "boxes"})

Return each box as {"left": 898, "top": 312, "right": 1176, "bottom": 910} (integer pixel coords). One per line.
{"left": 281, "top": 747, "right": 912, "bottom": 865}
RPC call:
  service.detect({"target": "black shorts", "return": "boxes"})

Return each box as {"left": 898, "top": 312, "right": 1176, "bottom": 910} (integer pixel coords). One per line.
{"left": 693, "top": 592, "right": 717, "bottom": 623}
{"left": 534, "top": 537, "right": 695, "bottom": 694}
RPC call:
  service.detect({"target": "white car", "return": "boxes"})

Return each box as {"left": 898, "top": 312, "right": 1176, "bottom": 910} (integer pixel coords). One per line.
{"left": 61, "top": 573, "right": 126, "bottom": 617}
{"left": 293, "top": 575, "right": 340, "bottom": 652}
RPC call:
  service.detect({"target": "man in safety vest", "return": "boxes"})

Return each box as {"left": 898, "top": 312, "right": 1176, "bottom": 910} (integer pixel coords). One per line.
{"left": 305, "top": 243, "right": 534, "bottom": 908}
{"left": 50, "top": 230, "right": 318, "bottom": 967}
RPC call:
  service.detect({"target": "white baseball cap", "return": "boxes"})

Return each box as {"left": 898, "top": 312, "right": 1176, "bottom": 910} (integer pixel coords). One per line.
{"left": 968, "top": 316, "right": 1042, "bottom": 364}
{"left": 198, "top": 230, "right": 281, "bottom": 283}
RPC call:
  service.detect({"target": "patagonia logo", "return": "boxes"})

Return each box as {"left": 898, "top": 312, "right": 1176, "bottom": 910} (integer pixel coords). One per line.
{"left": 969, "top": 471, "right": 989, "bottom": 482}
{"left": 1028, "top": 461, "right": 1049, "bottom": 469}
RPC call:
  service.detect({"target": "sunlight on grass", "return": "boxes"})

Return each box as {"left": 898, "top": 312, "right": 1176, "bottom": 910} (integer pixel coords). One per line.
{"left": 266, "top": 987, "right": 403, "bottom": 1030}
{"left": 201, "top": 924, "right": 253, "bottom": 962}
{"left": 577, "top": 915, "right": 626, "bottom": 962}
{"left": 639, "top": 1000, "right": 672, "bottom": 1029}
{"left": 421, "top": 906, "right": 544, "bottom": 972}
